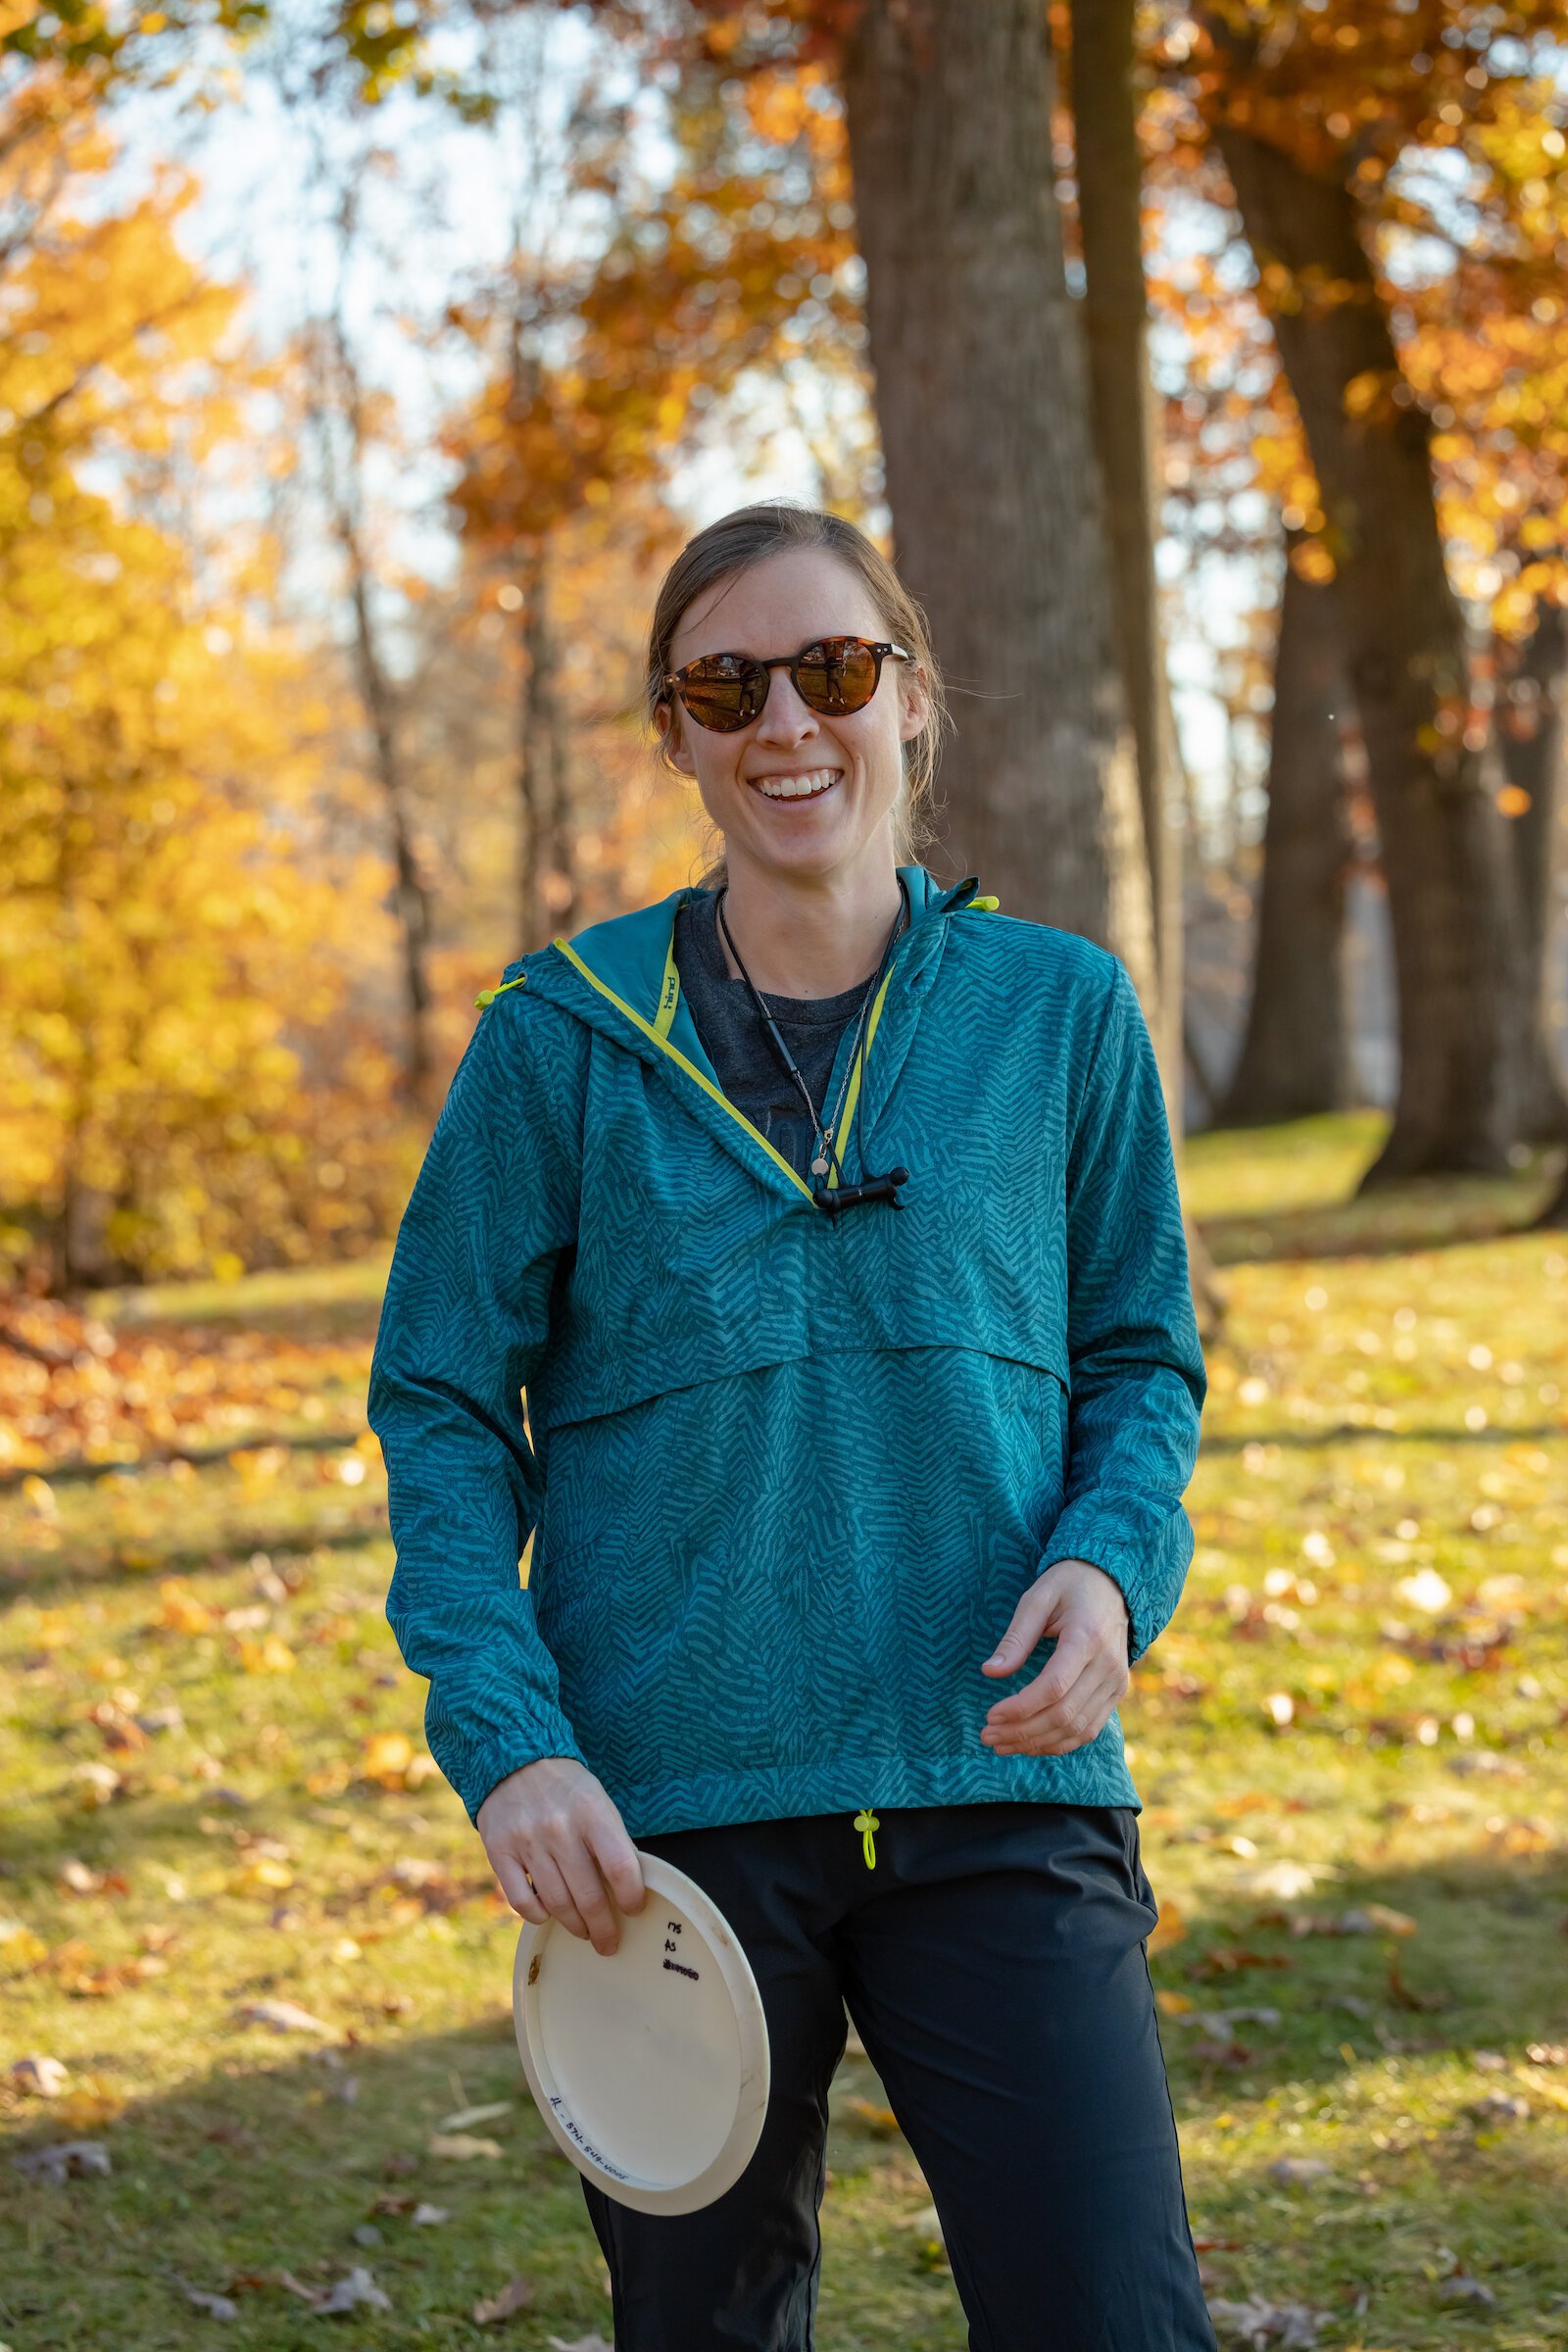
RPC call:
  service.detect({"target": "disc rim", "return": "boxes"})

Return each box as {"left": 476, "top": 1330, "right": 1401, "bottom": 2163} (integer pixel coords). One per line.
{"left": 512, "top": 1849, "right": 771, "bottom": 2216}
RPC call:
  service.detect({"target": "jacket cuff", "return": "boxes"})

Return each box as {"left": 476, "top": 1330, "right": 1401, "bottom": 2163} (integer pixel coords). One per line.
{"left": 430, "top": 1713, "right": 589, "bottom": 1828}
{"left": 1037, "top": 1506, "right": 1167, "bottom": 1666}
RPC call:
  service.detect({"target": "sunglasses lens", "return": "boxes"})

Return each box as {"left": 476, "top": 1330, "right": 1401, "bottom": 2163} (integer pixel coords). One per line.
{"left": 794, "top": 639, "right": 880, "bottom": 714}
{"left": 677, "top": 656, "right": 764, "bottom": 732}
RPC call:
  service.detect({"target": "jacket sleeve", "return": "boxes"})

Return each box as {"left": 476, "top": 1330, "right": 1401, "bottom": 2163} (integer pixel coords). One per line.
{"left": 1038, "top": 960, "right": 1206, "bottom": 1663}
{"left": 368, "top": 981, "right": 588, "bottom": 1821}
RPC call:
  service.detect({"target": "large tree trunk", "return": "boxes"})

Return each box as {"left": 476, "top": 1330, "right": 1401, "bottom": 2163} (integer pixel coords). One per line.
{"left": 840, "top": 0, "right": 1155, "bottom": 1007}
{"left": 1220, "top": 537, "right": 1352, "bottom": 1122}
{"left": 1067, "top": 0, "right": 1184, "bottom": 1086}
{"left": 1499, "top": 601, "right": 1568, "bottom": 1143}
{"left": 1067, "top": 0, "right": 1224, "bottom": 1339}
{"left": 1214, "top": 120, "right": 1521, "bottom": 1185}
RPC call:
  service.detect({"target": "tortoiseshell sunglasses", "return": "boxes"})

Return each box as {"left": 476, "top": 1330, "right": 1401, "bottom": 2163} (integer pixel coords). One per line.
{"left": 664, "top": 636, "right": 910, "bottom": 733}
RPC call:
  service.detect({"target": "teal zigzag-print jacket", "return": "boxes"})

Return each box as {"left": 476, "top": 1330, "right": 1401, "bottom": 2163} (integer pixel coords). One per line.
{"left": 368, "top": 865, "right": 1206, "bottom": 1838}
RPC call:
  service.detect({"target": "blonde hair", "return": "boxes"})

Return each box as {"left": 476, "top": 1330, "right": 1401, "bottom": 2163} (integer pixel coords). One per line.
{"left": 645, "top": 502, "right": 949, "bottom": 889}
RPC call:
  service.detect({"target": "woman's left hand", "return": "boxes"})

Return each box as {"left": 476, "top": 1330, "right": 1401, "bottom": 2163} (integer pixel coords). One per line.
{"left": 978, "top": 1558, "right": 1131, "bottom": 1756}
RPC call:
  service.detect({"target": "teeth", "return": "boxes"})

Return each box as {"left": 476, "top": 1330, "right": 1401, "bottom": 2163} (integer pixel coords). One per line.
{"left": 755, "top": 769, "right": 840, "bottom": 800}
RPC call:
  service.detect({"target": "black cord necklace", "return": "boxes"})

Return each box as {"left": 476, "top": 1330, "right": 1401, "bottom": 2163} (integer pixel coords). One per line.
{"left": 715, "top": 881, "right": 911, "bottom": 1216}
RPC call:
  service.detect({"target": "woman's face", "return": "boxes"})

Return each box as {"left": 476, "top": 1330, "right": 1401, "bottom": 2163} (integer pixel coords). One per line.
{"left": 657, "top": 547, "right": 929, "bottom": 893}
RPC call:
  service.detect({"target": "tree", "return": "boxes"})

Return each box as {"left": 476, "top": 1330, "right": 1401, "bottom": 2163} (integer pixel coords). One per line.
{"left": 1068, "top": 0, "right": 1186, "bottom": 1087}
{"left": 1499, "top": 601, "right": 1568, "bottom": 1142}
{"left": 1188, "top": 3, "right": 1568, "bottom": 1181}
{"left": 838, "top": 0, "right": 1154, "bottom": 999}
{"left": 1208, "top": 132, "right": 1518, "bottom": 1181}
{"left": 1218, "top": 537, "right": 1353, "bottom": 1123}
{"left": 0, "top": 95, "right": 407, "bottom": 1290}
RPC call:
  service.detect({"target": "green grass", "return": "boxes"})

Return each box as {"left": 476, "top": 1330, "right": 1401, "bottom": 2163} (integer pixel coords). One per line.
{"left": 3, "top": 1115, "right": 1566, "bottom": 2349}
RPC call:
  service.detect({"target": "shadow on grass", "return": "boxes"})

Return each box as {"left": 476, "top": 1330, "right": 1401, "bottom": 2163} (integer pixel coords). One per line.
{"left": 4, "top": 1849, "right": 1565, "bottom": 2350}
{"left": 0, "top": 1504, "right": 388, "bottom": 1600}
{"left": 1199, "top": 1166, "right": 1564, "bottom": 1268}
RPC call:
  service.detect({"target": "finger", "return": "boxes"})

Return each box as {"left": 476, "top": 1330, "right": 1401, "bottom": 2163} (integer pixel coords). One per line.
{"left": 557, "top": 1839, "right": 623, "bottom": 1956}
{"left": 984, "top": 1623, "right": 1097, "bottom": 1725}
{"left": 491, "top": 1852, "right": 550, "bottom": 1925}
{"left": 985, "top": 1664, "right": 1128, "bottom": 1754}
{"left": 525, "top": 1852, "right": 591, "bottom": 1941}
{"left": 587, "top": 1817, "right": 647, "bottom": 1917}
{"left": 984, "top": 1650, "right": 1124, "bottom": 1742}
{"left": 980, "top": 1581, "right": 1054, "bottom": 1678}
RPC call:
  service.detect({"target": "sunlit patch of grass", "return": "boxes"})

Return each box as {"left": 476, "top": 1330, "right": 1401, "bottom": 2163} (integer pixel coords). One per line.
{"left": 1184, "top": 1110, "right": 1561, "bottom": 1263}
{"left": 2, "top": 1165, "right": 1566, "bottom": 2347}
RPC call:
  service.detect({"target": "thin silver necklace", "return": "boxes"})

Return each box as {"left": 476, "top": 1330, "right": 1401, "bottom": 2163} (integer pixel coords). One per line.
{"left": 715, "top": 883, "right": 907, "bottom": 1185}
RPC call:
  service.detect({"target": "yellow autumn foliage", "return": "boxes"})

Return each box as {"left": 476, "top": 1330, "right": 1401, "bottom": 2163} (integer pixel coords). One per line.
{"left": 0, "top": 85, "right": 416, "bottom": 1291}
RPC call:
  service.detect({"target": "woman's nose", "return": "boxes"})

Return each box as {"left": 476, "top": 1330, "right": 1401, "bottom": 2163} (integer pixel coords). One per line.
{"left": 754, "top": 670, "right": 820, "bottom": 744}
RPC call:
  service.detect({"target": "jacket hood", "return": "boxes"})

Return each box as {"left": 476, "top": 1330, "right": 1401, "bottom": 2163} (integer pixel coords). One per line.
{"left": 495, "top": 862, "right": 992, "bottom": 1208}
{"left": 538, "top": 864, "right": 981, "bottom": 1021}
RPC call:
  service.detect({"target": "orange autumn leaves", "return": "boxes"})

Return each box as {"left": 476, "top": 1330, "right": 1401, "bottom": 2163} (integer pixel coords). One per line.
{"left": 0, "top": 1297, "right": 373, "bottom": 1477}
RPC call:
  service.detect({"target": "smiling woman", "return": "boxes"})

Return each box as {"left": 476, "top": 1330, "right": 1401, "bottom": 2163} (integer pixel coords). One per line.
{"left": 369, "top": 501, "right": 1214, "bottom": 2352}
{"left": 646, "top": 504, "right": 947, "bottom": 955}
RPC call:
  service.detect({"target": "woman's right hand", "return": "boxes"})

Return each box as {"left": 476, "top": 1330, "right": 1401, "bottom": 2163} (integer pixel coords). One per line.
{"left": 476, "top": 1756, "right": 646, "bottom": 1956}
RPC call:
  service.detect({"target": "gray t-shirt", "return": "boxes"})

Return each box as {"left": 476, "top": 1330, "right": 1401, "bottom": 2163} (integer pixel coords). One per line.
{"left": 672, "top": 889, "right": 904, "bottom": 1183}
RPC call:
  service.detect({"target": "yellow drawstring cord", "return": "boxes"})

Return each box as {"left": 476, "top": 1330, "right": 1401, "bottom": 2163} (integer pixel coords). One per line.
{"left": 855, "top": 1809, "right": 880, "bottom": 1869}
{"left": 474, "top": 975, "right": 527, "bottom": 1009}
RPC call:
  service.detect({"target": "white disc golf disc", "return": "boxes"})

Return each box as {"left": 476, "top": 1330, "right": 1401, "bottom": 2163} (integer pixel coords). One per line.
{"left": 512, "top": 1851, "right": 770, "bottom": 2215}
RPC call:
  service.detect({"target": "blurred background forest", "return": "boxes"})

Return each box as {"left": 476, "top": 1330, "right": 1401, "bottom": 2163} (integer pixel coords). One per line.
{"left": 2, "top": 0, "right": 1566, "bottom": 1302}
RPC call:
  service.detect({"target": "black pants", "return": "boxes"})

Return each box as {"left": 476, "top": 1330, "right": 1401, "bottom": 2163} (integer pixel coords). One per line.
{"left": 581, "top": 1802, "right": 1216, "bottom": 2352}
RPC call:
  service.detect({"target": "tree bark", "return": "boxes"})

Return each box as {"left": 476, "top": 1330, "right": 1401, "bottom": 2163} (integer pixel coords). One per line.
{"left": 1067, "top": 0, "right": 1184, "bottom": 1086}
{"left": 840, "top": 0, "right": 1155, "bottom": 1006}
{"left": 1214, "top": 119, "right": 1521, "bottom": 1184}
{"left": 1219, "top": 537, "right": 1352, "bottom": 1122}
{"left": 1499, "top": 601, "right": 1568, "bottom": 1143}
{"left": 313, "top": 313, "right": 434, "bottom": 1104}
{"left": 514, "top": 543, "right": 577, "bottom": 950}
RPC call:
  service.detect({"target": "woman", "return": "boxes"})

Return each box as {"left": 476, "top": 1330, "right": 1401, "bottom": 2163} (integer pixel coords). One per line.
{"left": 368, "top": 503, "right": 1214, "bottom": 2352}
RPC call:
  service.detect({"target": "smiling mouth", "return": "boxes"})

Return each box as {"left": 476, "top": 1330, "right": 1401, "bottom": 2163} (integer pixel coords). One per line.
{"left": 750, "top": 767, "right": 842, "bottom": 803}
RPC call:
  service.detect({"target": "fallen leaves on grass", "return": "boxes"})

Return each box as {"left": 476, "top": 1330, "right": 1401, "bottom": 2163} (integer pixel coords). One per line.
{"left": 438, "top": 2100, "right": 513, "bottom": 2132}
{"left": 546, "top": 2336, "right": 613, "bottom": 2351}
{"left": 362, "top": 1731, "right": 414, "bottom": 1786}
{"left": 234, "top": 1997, "right": 335, "bottom": 2035}
{"left": 159, "top": 1580, "right": 214, "bottom": 1634}
{"left": 1208, "top": 2297, "right": 1328, "bottom": 2346}
{"left": 1239, "top": 1861, "right": 1318, "bottom": 1899}
{"left": 845, "top": 2096, "right": 902, "bottom": 2134}
{"left": 1147, "top": 1900, "right": 1187, "bottom": 1953}
{"left": 171, "top": 2276, "right": 239, "bottom": 2321}
{"left": 55, "top": 2075, "right": 125, "bottom": 2127}
{"left": 8, "top": 2055, "right": 69, "bottom": 2097}
{"left": 472, "top": 2277, "right": 535, "bottom": 2324}
{"left": 359, "top": 1732, "right": 439, "bottom": 1792}
{"left": 1387, "top": 1954, "right": 1447, "bottom": 2012}
{"left": 238, "top": 1635, "right": 297, "bottom": 1675}
{"left": 0, "top": 1297, "right": 372, "bottom": 1473}
{"left": 428, "top": 2132, "right": 503, "bottom": 2159}
{"left": 12, "top": 2138, "right": 112, "bottom": 2181}
{"left": 1470, "top": 2090, "right": 1531, "bottom": 2123}
{"left": 57, "top": 1858, "right": 131, "bottom": 1900}
{"left": 313, "top": 2268, "right": 391, "bottom": 2316}
{"left": 1266, "top": 2156, "right": 1332, "bottom": 2185}
{"left": 1437, "top": 2276, "right": 1498, "bottom": 2308}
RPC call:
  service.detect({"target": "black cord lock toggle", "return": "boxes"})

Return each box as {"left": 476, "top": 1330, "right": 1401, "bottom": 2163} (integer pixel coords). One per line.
{"left": 812, "top": 1166, "right": 909, "bottom": 1217}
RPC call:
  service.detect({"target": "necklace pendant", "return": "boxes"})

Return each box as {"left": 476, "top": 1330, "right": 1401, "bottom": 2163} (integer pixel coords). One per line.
{"left": 811, "top": 1154, "right": 830, "bottom": 1177}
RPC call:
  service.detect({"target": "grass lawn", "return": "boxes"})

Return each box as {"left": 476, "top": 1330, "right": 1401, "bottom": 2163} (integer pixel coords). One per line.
{"left": 2, "top": 1115, "right": 1566, "bottom": 2350}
